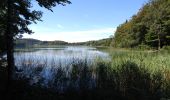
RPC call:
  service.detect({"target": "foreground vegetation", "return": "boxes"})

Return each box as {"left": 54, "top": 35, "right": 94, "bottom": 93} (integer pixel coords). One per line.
{"left": 1, "top": 49, "right": 170, "bottom": 100}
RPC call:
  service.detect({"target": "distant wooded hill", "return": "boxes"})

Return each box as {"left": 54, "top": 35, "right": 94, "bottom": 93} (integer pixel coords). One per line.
{"left": 70, "top": 38, "right": 113, "bottom": 47}
{"left": 15, "top": 38, "right": 69, "bottom": 48}
{"left": 15, "top": 38, "right": 113, "bottom": 48}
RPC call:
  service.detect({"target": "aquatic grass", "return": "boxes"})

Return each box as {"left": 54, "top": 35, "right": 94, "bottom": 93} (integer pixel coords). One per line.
{"left": 12, "top": 50, "right": 170, "bottom": 99}
{"left": 110, "top": 50, "right": 170, "bottom": 71}
{"left": 109, "top": 50, "right": 170, "bottom": 99}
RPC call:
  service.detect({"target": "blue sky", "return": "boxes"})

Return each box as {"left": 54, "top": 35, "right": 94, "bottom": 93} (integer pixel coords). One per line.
{"left": 24, "top": 0, "right": 148, "bottom": 42}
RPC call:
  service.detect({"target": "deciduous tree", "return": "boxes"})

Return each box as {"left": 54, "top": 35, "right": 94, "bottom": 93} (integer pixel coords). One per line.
{"left": 0, "top": 0, "right": 71, "bottom": 85}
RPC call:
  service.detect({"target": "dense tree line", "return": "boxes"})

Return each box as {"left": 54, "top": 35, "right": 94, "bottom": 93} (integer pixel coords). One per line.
{"left": 84, "top": 38, "right": 112, "bottom": 47}
{"left": 71, "top": 38, "right": 113, "bottom": 47}
{"left": 15, "top": 38, "right": 69, "bottom": 48}
{"left": 15, "top": 38, "right": 112, "bottom": 47}
{"left": 112, "top": 0, "right": 170, "bottom": 49}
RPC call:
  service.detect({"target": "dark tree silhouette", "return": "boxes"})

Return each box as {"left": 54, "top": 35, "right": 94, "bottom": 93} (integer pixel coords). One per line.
{"left": 0, "top": 0, "right": 71, "bottom": 86}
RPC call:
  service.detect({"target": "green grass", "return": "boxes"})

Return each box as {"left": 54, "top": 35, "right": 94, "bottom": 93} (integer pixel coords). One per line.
{"left": 108, "top": 50, "right": 170, "bottom": 99}
{"left": 110, "top": 50, "right": 170, "bottom": 70}
{"left": 1, "top": 49, "right": 170, "bottom": 100}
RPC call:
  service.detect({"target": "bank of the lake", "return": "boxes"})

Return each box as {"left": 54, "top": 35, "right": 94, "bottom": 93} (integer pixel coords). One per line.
{"left": 1, "top": 46, "right": 170, "bottom": 100}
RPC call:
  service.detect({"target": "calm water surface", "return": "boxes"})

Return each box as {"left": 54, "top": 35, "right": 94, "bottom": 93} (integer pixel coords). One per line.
{"left": 14, "top": 46, "right": 110, "bottom": 89}
{"left": 14, "top": 46, "right": 110, "bottom": 67}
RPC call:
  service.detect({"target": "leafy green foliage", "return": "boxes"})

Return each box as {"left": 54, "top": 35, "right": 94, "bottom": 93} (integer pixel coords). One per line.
{"left": 0, "top": 0, "right": 71, "bottom": 80}
{"left": 113, "top": 0, "right": 170, "bottom": 49}
{"left": 72, "top": 38, "right": 113, "bottom": 47}
{"left": 0, "top": 0, "right": 71, "bottom": 43}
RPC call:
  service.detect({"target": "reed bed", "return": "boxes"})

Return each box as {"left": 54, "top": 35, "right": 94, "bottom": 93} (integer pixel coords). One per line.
{"left": 13, "top": 50, "right": 170, "bottom": 99}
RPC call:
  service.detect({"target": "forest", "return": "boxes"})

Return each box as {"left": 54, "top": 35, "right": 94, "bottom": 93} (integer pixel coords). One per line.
{"left": 14, "top": 37, "right": 113, "bottom": 48}
{"left": 112, "top": 0, "right": 170, "bottom": 50}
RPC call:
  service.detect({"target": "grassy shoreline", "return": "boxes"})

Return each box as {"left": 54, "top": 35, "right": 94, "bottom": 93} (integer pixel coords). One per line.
{"left": 1, "top": 48, "right": 170, "bottom": 100}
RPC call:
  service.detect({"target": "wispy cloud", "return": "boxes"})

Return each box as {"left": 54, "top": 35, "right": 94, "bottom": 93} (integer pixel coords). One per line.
{"left": 23, "top": 27, "right": 116, "bottom": 43}
{"left": 29, "top": 25, "right": 53, "bottom": 32}
{"left": 56, "top": 24, "right": 64, "bottom": 29}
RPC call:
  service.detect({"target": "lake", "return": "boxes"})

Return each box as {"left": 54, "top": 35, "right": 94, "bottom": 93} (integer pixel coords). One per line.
{"left": 14, "top": 46, "right": 110, "bottom": 67}
{"left": 14, "top": 46, "right": 110, "bottom": 90}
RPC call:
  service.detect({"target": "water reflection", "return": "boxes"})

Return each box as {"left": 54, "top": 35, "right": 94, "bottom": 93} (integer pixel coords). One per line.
{"left": 14, "top": 46, "right": 110, "bottom": 91}
{"left": 15, "top": 46, "right": 109, "bottom": 67}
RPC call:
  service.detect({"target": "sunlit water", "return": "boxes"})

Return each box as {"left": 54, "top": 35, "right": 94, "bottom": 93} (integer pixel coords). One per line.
{"left": 14, "top": 46, "right": 110, "bottom": 91}
{"left": 15, "top": 46, "right": 109, "bottom": 67}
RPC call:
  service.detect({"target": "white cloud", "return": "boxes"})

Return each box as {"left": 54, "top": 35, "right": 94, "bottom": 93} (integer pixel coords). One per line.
{"left": 29, "top": 25, "right": 52, "bottom": 32}
{"left": 56, "top": 24, "right": 64, "bottom": 29}
{"left": 23, "top": 27, "right": 116, "bottom": 43}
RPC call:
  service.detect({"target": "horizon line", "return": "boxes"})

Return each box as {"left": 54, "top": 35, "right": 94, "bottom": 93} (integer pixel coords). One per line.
{"left": 20, "top": 37, "right": 113, "bottom": 43}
